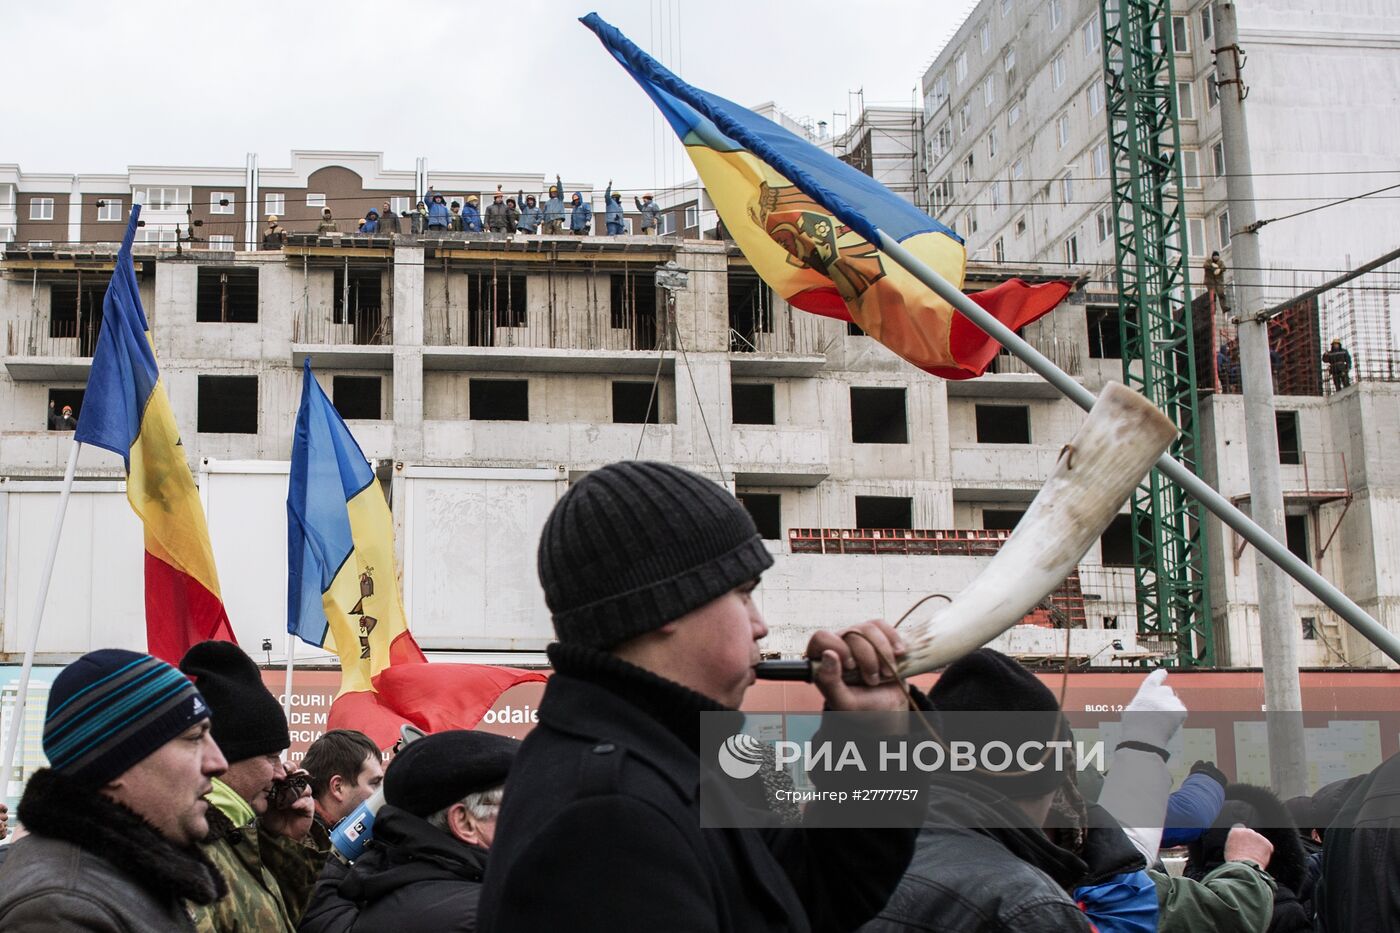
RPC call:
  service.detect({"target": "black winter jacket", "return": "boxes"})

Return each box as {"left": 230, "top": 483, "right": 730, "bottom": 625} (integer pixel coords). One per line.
{"left": 1316, "top": 752, "right": 1400, "bottom": 931}
{"left": 0, "top": 768, "right": 226, "bottom": 932}
{"left": 859, "top": 774, "right": 1093, "bottom": 932}
{"left": 300, "top": 805, "right": 488, "bottom": 933}
{"left": 1186, "top": 783, "right": 1311, "bottom": 933}
{"left": 478, "top": 642, "right": 918, "bottom": 932}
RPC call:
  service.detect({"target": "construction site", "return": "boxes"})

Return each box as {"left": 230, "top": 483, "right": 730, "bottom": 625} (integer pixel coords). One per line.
{"left": 0, "top": 198, "right": 1396, "bottom": 675}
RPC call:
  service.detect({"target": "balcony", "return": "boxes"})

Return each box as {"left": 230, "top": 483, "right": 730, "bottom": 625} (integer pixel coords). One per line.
{"left": 730, "top": 426, "right": 830, "bottom": 486}
{"left": 422, "top": 268, "right": 679, "bottom": 376}
{"left": 727, "top": 294, "right": 830, "bottom": 377}
{"left": 290, "top": 285, "right": 394, "bottom": 370}
{"left": 945, "top": 333, "right": 1083, "bottom": 398}
{"left": 950, "top": 443, "right": 1066, "bottom": 497}
{"left": 421, "top": 419, "right": 677, "bottom": 464}
{"left": 287, "top": 259, "right": 392, "bottom": 369}
{"left": 4, "top": 315, "right": 97, "bottom": 381}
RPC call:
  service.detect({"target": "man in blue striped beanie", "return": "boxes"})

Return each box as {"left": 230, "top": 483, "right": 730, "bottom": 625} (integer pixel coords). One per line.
{"left": 0, "top": 649, "right": 229, "bottom": 930}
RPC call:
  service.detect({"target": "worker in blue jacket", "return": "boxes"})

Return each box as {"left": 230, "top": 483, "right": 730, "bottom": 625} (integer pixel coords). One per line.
{"left": 462, "top": 195, "right": 483, "bottom": 233}
{"left": 516, "top": 191, "right": 543, "bottom": 233}
{"left": 570, "top": 191, "right": 593, "bottom": 236}
{"left": 426, "top": 190, "right": 450, "bottom": 230}
{"left": 603, "top": 182, "right": 625, "bottom": 235}
{"left": 542, "top": 175, "right": 567, "bottom": 234}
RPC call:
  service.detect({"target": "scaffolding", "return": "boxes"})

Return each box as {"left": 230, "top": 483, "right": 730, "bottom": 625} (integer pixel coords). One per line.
{"left": 1198, "top": 253, "right": 1400, "bottom": 397}
{"left": 1101, "top": 0, "right": 1213, "bottom": 665}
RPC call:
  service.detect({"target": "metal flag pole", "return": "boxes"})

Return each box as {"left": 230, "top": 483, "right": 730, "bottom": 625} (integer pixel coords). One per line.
{"left": 0, "top": 441, "right": 83, "bottom": 802}
{"left": 283, "top": 632, "right": 297, "bottom": 720}
{"left": 873, "top": 229, "right": 1400, "bottom": 666}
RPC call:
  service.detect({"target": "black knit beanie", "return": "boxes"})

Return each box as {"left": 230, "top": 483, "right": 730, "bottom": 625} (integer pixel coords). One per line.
{"left": 931, "top": 648, "right": 1071, "bottom": 798}
{"left": 384, "top": 730, "right": 521, "bottom": 818}
{"left": 179, "top": 640, "right": 290, "bottom": 763}
{"left": 538, "top": 461, "right": 774, "bottom": 648}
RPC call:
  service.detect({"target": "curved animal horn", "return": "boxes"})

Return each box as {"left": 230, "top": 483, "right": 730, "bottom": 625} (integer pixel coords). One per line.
{"left": 754, "top": 381, "right": 1177, "bottom": 681}
{"left": 895, "top": 381, "right": 1176, "bottom": 676}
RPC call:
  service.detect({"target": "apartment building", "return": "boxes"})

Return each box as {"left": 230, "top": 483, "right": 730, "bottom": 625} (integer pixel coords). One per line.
{"left": 0, "top": 149, "right": 1193, "bottom": 671}
{"left": 912, "top": 0, "right": 1400, "bottom": 667}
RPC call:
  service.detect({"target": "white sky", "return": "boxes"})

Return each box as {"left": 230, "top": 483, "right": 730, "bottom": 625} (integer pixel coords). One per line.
{"left": 3, "top": 0, "right": 972, "bottom": 193}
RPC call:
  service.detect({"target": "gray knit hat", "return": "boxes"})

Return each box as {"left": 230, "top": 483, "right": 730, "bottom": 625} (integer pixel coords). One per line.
{"left": 538, "top": 461, "right": 774, "bottom": 648}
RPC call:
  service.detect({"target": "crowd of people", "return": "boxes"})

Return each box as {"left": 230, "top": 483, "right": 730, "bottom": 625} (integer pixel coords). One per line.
{"left": 0, "top": 460, "right": 1394, "bottom": 931}
{"left": 260, "top": 178, "right": 662, "bottom": 249}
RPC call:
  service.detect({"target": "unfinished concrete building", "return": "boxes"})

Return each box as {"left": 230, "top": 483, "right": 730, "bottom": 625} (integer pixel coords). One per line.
{"left": 0, "top": 149, "right": 1395, "bottom": 670}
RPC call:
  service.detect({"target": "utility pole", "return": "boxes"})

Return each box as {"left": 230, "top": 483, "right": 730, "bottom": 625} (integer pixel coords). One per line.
{"left": 1214, "top": 2, "right": 1306, "bottom": 797}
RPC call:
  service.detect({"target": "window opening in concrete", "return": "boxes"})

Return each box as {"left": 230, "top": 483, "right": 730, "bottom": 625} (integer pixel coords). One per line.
{"left": 1102, "top": 615, "right": 1120, "bottom": 629}
{"left": 1276, "top": 410, "right": 1300, "bottom": 465}
{"left": 847, "top": 321, "right": 866, "bottom": 337}
{"left": 333, "top": 376, "right": 383, "bottom": 420}
{"left": 738, "top": 492, "right": 782, "bottom": 540}
{"left": 48, "top": 279, "right": 106, "bottom": 355}
{"left": 332, "top": 268, "right": 385, "bottom": 345}
{"left": 465, "top": 270, "right": 526, "bottom": 347}
{"left": 728, "top": 270, "right": 773, "bottom": 352}
{"left": 850, "top": 387, "right": 908, "bottom": 444}
{"left": 855, "top": 496, "right": 913, "bottom": 530}
{"left": 47, "top": 388, "right": 84, "bottom": 430}
{"left": 1087, "top": 306, "right": 1123, "bottom": 359}
{"left": 974, "top": 404, "right": 1030, "bottom": 443}
{"left": 610, "top": 271, "right": 659, "bottom": 350}
{"left": 982, "top": 509, "right": 1025, "bottom": 531}
{"left": 1285, "top": 513, "right": 1309, "bottom": 565}
{"left": 470, "top": 379, "right": 529, "bottom": 421}
{"left": 612, "top": 381, "right": 659, "bottom": 424}
{"left": 198, "top": 375, "right": 258, "bottom": 434}
{"left": 1100, "top": 513, "right": 1136, "bottom": 566}
{"left": 1300, "top": 616, "right": 1317, "bottom": 641}
{"left": 732, "top": 383, "right": 775, "bottom": 425}
{"left": 196, "top": 268, "right": 259, "bottom": 323}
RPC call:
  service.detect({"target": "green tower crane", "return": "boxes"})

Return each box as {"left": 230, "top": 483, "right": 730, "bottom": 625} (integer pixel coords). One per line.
{"left": 1100, "top": 0, "right": 1214, "bottom": 665}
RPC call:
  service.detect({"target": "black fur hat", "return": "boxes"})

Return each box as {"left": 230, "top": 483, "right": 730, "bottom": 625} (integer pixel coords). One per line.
{"left": 1187, "top": 782, "right": 1307, "bottom": 893}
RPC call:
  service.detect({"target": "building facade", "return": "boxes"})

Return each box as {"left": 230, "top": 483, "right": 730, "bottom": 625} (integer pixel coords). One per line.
{"left": 0, "top": 150, "right": 1175, "bottom": 671}
{"left": 2, "top": 134, "right": 1397, "bottom": 670}
{"left": 914, "top": 0, "right": 1400, "bottom": 666}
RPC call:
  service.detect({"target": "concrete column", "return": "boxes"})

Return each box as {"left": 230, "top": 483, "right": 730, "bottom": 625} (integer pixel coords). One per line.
{"left": 392, "top": 246, "right": 424, "bottom": 462}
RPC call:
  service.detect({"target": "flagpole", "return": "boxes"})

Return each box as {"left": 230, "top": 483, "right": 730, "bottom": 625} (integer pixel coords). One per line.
{"left": 1, "top": 440, "right": 82, "bottom": 803}
{"left": 874, "top": 228, "right": 1400, "bottom": 665}
{"left": 282, "top": 632, "right": 296, "bottom": 720}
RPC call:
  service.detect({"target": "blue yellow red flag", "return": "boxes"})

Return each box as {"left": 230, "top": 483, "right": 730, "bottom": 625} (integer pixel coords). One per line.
{"left": 74, "top": 206, "right": 235, "bottom": 663}
{"left": 287, "top": 360, "right": 544, "bottom": 748}
{"left": 581, "top": 13, "right": 1069, "bottom": 379}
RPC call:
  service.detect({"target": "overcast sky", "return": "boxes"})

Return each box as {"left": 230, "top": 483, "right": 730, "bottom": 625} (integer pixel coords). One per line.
{"left": 3, "top": 1, "right": 972, "bottom": 193}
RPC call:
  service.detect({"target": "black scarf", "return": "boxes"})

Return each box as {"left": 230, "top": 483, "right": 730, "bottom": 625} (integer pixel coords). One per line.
{"left": 17, "top": 767, "right": 227, "bottom": 906}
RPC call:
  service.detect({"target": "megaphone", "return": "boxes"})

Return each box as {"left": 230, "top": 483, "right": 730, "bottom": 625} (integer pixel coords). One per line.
{"left": 754, "top": 382, "right": 1177, "bottom": 681}
{"left": 328, "top": 723, "right": 426, "bottom": 863}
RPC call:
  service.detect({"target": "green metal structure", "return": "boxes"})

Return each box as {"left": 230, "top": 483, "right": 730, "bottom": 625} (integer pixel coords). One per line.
{"left": 1100, "top": 0, "right": 1214, "bottom": 665}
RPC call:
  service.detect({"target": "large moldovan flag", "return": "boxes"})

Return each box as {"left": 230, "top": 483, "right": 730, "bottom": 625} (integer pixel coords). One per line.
{"left": 75, "top": 206, "right": 236, "bottom": 663}
{"left": 582, "top": 13, "right": 1070, "bottom": 379}
{"left": 287, "top": 360, "right": 543, "bottom": 748}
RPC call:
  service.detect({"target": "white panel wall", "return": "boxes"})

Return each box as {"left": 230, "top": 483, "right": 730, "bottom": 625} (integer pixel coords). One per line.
{"left": 1, "top": 482, "right": 144, "bottom": 656}
{"left": 401, "top": 467, "right": 565, "bottom": 650}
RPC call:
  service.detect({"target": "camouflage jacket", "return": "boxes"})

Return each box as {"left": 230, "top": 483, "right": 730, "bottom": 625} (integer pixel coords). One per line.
{"left": 193, "top": 778, "right": 328, "bottom": 933}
